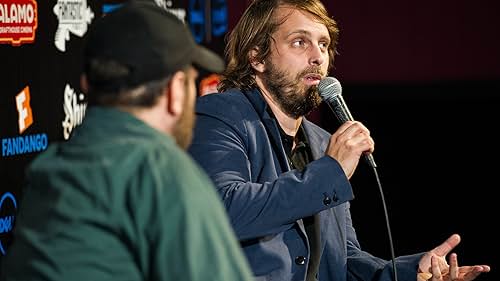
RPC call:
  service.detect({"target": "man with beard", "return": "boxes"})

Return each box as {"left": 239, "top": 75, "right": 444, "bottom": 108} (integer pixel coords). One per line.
{"left": 0, "top": 2, "right": 254, "bottom": 281}
{"left": 188, "top": 0, "right": 490, "bottom": 281}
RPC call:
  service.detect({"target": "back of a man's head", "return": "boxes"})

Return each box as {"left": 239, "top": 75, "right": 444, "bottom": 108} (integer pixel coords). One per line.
{"left": 83, "top": 0, "right": 224, "bottom": 106}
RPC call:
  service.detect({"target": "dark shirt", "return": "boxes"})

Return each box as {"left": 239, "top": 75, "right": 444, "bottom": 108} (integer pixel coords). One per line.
{"left": 273, "top": 115, "right": 321, "bottom": 281}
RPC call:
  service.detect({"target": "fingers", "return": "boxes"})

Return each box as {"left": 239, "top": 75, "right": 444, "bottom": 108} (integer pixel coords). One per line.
{"left": 432, "top": 234, "right": 461, "bottom": 257}
{"left": 417, "top": 256, "right": 443, "bottom": 281}
{"left": 417, "top": 272, "right": 432, "bottom": 281}
{"left": 449, "top": 253, "right": 458, "bottom": 280}
{"left": 430, "top": 256, "right": 442, "bottom": 281}
{"left": 479, "top": 265, "right": 491, "bottom": 272}
{"left": 418, "top": 251, "right": 490, "bottom": 281}
{"left": 327, "top": 121, "right": 374, "bottom": 178}
{"left": 333, "top": 121, "right": 371, "bottom": 139}
{"left": 461, "top": 265, "right": 491, "bottom": 281}
{"left": 330, "top": 121, "right": 374, "bottom": 155}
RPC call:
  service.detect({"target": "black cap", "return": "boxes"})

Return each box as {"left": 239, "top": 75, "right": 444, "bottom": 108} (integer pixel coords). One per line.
{"left": 84, "top": 0, "right": 224, "bottom": 90}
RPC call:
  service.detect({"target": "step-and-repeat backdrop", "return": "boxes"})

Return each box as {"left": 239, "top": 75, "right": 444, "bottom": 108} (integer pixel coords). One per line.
{"left": 2, "top": 1, "right": 499, "bottom": 275}
{"left": 0, "top": 0, "right": 229, "bottom": 257}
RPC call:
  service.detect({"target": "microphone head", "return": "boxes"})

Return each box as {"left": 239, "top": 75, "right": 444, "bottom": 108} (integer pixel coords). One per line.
{"left": 318, "top": 76, "right": 342, "bottom": 103}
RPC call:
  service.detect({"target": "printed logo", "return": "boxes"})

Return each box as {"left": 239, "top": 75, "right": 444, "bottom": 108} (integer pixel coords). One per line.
{"left": 53, "top": 0, "right": 94, "bottom": 52}
{"left": 15, "top": 86, "right": 33, "bottom": 134}
{"left": 62, "top": 84, "right": 87, "bottom": 140}
{"left": 155, "top": 0, "right": 186, "bottom": 22}
{"left": 2, "top": 133, "right": 48, "bottom": 157}
{"left": 3, "top": 86, "right": 49, "bottom": 157}
{"left": 0, "top": 0, "right": 38, "bottom": 46}
{"left": 199, "top": 73, "right": 220, "bottom": 96}
{"left": 0, "top": 192, "right": 17, "bottom": 255}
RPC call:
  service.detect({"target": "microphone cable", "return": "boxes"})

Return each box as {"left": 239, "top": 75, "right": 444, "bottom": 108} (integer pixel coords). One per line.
{"left": 366, "top": 159, "right": 399, "bottom": 281}
{"left": 318, "top": 76, "right": 399, "bottom": 281}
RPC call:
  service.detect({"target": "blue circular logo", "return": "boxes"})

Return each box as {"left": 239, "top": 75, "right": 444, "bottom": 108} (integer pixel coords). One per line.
{"left": 0, "top": 192, "right": 17, "bottom": 255}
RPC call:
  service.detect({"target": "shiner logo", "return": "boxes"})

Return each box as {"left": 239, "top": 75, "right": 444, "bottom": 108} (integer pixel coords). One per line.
{"left": 0, "top": 192, "right": 17, "bottom": 255}
{"left": 0, "top": 0, "right": 38, "bottom": 46}
{"left": 53, "top": 0, "right": 94, "bottom": 52}
{"left": 62, "top": 84, "right": 87, "bottom": 140}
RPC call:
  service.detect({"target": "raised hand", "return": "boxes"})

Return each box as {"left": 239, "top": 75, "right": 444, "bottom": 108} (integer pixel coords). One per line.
{"left": 417, "top": 234, "right": 490, "bottom": 281}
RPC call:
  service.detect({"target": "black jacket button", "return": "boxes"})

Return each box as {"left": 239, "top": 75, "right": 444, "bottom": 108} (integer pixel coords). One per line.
{"left": 332, "top": 192, "right": 338, "bottom": 202}
{"left": 295, "top": 256, "right": 306, "bottom": 265}
{"left": 323, "top": 195, "right": 332, "bottom": 206}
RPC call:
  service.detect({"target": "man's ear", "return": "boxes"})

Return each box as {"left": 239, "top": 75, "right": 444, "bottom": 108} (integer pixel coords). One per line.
{"left": 166, "top": 70, "right": 185, "bottom": 117}
{"left": 80, "top": 74, "right": 89, "bottom": 94}
{"left": 249, "top": 47, "right": 265, "bottom": 73}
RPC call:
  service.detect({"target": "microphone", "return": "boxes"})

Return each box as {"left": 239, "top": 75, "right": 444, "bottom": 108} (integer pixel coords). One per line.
{"left": 318, "top": 76, "right": 377, "bottom": 168}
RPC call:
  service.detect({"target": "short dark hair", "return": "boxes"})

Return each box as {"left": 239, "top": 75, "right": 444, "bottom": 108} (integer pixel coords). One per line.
{"left": 86, "top": 58, "right": 170, "bottom": 107}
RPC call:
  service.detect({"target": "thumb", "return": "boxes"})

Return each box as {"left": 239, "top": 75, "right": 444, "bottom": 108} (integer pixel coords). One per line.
{"left": 432, "top": 234, "right": 460, "bottom": 256}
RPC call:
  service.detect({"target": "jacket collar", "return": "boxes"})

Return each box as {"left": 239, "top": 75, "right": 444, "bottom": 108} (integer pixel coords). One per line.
{"left": 244, "top": 88, "right": 291, "bottom": 172}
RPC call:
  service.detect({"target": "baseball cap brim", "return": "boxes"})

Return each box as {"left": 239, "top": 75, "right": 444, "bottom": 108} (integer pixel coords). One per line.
{"left": 193, "top": 45, "right": 225, "bottom": 74}
{"left": 84, "top": 0, "right": 227, "bottom": 91}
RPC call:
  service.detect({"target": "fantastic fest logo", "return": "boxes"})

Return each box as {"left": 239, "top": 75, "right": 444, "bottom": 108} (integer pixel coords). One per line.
{"left": 53, "top": 0, "right": 94, "bottom": 52}
{"left": 0, "top": 192, "right": 17, "bottom": 255}
{"left": 0, "top": 0, "right": 38, "bottom": 46}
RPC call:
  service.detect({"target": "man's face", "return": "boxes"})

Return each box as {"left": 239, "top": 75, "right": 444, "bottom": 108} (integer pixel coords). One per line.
{"left": 173, "top": 67, "right": 197, "bottom": 150}
{"left": 260, "top": 6, "right": 330, "bottom": 118}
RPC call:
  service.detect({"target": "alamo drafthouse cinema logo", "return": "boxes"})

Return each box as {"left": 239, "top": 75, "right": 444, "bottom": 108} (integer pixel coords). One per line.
{"left": 0, "top": 0, "right": 38, "bottom": 46}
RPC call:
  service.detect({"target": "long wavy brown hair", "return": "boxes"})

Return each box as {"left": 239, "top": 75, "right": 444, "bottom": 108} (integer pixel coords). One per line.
{"left": 218, "top": 0, "right": 339, "bottom": 92}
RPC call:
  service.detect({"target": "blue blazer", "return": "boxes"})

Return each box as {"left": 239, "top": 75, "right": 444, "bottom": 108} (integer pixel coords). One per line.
{"left": 189, "top": 88, "right": 422, "bottom": 281}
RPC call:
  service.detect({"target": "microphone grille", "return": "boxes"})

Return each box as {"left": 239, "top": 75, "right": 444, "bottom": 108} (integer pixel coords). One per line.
{"left": 318, "top": 76, "right": 342, "bottom": 102}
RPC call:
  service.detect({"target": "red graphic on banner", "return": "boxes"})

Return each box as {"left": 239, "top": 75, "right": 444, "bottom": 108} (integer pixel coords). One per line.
{"left": 0, "top": 0, "right": 38, "bottom": 46}
{"left": 199, "top": 73, "right": 221, "bottom": 96}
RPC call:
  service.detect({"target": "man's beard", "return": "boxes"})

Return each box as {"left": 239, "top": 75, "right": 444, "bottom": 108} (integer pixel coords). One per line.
{"left": 173, "top": 93, "right": 195, "bottom": 150}
{"left": 261, "top": 61, "right": 324, "bottom": 119}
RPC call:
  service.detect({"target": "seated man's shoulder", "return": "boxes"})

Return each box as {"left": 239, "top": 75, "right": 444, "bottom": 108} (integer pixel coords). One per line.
{"left": 196, "top": 89, "right": 251, "bottom": 114}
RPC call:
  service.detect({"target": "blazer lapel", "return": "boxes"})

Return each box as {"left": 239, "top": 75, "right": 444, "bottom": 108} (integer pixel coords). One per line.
{"left": 302, "top": 119, "right": 334, "bottom": 259}
{"left": 302, "top": 118, "right": 329, "bottom": 160}
{"left": 244, "top": 89, "right": 291, "bottom": 173}
{"left": 243, "top": 89, "right": 310, "bottom": 240}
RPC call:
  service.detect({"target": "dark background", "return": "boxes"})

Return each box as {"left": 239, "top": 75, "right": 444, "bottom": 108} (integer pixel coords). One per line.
{"left": 2, "top": 0, "right": 498, "bottom": 279}
{"left": 319, "top": 1, "right": 498, "bottom": 280}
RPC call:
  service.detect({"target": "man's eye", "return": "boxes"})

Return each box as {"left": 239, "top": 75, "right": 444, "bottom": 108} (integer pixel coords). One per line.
{"left": 292, "top": 40, "right": 305, "bottom": 47}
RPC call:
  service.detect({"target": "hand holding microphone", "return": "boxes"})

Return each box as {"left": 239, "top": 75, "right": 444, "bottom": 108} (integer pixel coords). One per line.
{"left": 318, "top": 77, "right": 377, "bottom": 175}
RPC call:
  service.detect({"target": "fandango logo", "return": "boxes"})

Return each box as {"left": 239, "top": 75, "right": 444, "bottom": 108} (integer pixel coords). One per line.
{"left": 16, "top": 86, "right": 33, "bottom": 134}
{"left": 2, "top": 133, "right": 48, "bottom": 157}
{"left": 0, "top": 192, "right": 17, "bottom": 255}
